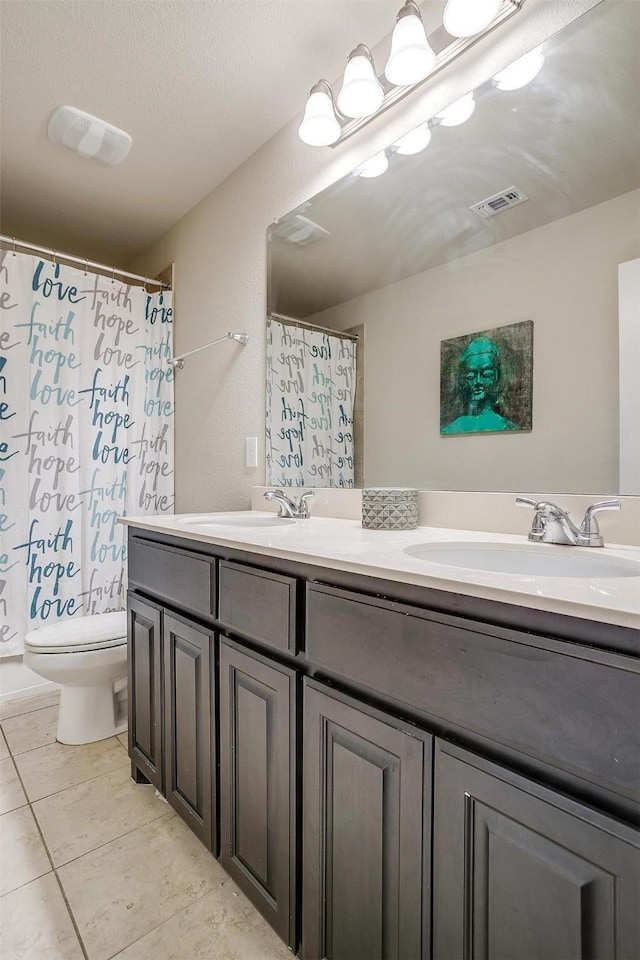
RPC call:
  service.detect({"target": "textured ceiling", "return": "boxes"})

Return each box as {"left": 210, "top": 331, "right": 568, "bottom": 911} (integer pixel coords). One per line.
{"left": 0, "top": 0, "right": 411, "bottom": 264}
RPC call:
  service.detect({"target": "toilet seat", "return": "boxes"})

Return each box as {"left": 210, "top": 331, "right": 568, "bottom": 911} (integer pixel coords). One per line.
{"left": 25, "top": 610, "right": 127, "bottom": 655}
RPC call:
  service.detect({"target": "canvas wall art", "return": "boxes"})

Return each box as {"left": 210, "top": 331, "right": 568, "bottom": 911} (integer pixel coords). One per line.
{"left": 440, "top": 320, "right": 533, "bottom": 435}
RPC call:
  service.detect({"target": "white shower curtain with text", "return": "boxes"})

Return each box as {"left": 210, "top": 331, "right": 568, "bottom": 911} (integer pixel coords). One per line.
{"left": 0, "top": 250, "right": 174, "bottom": 656}
{"left": 266, "top": 319, "right": 356, "bottom": 487}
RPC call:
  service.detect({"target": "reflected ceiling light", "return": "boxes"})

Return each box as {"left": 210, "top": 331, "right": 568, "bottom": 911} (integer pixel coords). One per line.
{"left": 393, "top": 122, "right": 432, "bottom": 155}
{"left": 298, "top": 81, "right": 341, "bottom": 146}
{"left": 356, "top": 152, "right": 389, "bottom": 178}
{"left": 337, "top": 45, "right": 384, "bottom": 119}
{"left": 385, "top": 1, "right": 437, "bottom": 87}
{"left": 443, "top": 0, "right": 502, "bottom": 39}
{"left": 493, "top": 45, "right": 545, "bottom": 90}
{"left": 437, "top": 92, "right": 475, "bottom": 126}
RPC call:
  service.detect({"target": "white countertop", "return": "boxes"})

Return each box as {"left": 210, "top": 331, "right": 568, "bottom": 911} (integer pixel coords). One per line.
{"left": 120, "top": 512, "right": 640, "bottom": 630}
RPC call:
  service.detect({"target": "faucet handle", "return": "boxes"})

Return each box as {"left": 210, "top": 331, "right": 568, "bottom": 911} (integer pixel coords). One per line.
{"left": 579, "top": 499, "right": 621, "bottom": 546}
{"left": 515, "top": 497, "right": 547, "bottom": 539}
{"left": 297, "top": 490, "right": 315, "bottom": 518}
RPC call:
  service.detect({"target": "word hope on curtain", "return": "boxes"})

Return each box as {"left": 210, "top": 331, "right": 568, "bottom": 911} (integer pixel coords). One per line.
{"left": 0, "top": 250, "right": 174, "bottom": 657}
{"left": 266, "top": 318, "right": 356, "bottom": 487}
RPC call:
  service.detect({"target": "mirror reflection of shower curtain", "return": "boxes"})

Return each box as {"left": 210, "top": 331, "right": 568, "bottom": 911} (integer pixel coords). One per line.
{"left": 266, "top": 318, "right": 356, "bottom": 487}
{"left": 0, "top": 250, "right": 174, "bottom": 657}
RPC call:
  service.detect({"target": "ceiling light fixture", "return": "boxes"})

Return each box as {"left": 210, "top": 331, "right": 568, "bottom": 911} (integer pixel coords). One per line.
{"left": 393, "top": 122, "right": 432, "bottom": 155}
{"left": 443, "top": 0, "right": 502, "bottom": 39}
{"left": 298, "top": 0, "right": 523, "bottom": 148}
{"left": 436, "top": 91, "right": 475, "bottom": 126}
{"left": 48, "top": 106, "right": 132, "bottom": 165}
{"left": 492, "top": 44, "right": 545, "bottom": 90}
{"left": 385, "top": 1, "right": 436, "bottom": 86}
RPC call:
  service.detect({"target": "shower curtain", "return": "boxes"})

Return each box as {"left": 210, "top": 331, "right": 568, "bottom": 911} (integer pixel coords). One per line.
{"left": 0, "top": 250, "right": 174, "bottom": 657}
{"left": 266, "top": 318, "right": 356, "bottom": 487}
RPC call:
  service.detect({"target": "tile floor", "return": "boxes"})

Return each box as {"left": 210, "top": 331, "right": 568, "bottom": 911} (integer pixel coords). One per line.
{"left": 0, "top": 691, "right": 292, "bottom": 960}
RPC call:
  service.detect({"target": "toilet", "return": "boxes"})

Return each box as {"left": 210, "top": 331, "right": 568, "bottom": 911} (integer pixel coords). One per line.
{"left": 24, "top": 611, "right": 128, "bottom": 746}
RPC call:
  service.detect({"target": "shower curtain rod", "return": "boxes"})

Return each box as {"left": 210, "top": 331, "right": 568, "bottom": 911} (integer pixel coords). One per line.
{"left": 0, "top": 234, "right": 171, "bottom": 289}
{"left": 268, "top": 311, "right": 358, "bottom": 342}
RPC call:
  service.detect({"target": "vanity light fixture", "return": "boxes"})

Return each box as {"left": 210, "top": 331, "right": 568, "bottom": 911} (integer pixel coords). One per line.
{"left": 443, "top": 0, "right": 502, "bottom": 39}
{"left": 356, "top": 151, "right": 390, "bottom": 178}
{"left": 298, "top": 81, "right": 342, "bottom": 146}
{"left": 337, "top": 45, "right": 385, "bottom": 119}
{"left": 436, "top": 91, "right": 475, "bottom": 126}
{"left": 385, "top": 1, "right": 436, "bottom": 86}
{"left": 393, "top": 121, "right": 432, "bottom": 155}
{"left": 492, "top": 44, "right": 545, "bottom": 90}
{"left": 297, "top": 0, "right": 523, "bottom": 148}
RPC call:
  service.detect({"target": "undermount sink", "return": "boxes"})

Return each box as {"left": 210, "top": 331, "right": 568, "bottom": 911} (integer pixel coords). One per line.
{"left": 183, "top": 512, "right": 295, "bottom": 528}
{"left": 403, "top": 542, "right": 640, "bottom": 579}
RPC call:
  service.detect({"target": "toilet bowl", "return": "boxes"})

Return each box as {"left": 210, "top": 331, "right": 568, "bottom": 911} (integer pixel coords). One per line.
{"left": 24, "top": 611, "right": 128, "bottom": 745}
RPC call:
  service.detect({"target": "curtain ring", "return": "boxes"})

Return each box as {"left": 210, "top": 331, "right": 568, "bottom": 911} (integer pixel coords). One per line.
{"left": 143, "top": 277, "right": 148, "bottom": 293}
{"left": 111, "top": 265, "right": 115, "bottom": 284}
{"left": 84, "top": 259, "right": 88, "bottom": 276}
{"left": 52, "top": 249, "right": 57, "bottom": 266}
{"left": 12, "top": 237, "right": 16, "bottom": 257}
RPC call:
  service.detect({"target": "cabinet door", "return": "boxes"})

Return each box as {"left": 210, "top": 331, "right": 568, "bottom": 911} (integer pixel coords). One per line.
{"left": 219, "top": 638, "right": 297, "bottom": 948}
{"left": 164, "top": 613, "right": 215, "bottom": 850}
{"left": 128, "top": 595, "right": 163, "bottom": 791}
{"left": 303, "top": 680, "right": 432, "bottom": 960}
{"left": 433, "top": 740, "right": 640, "bottom": 960}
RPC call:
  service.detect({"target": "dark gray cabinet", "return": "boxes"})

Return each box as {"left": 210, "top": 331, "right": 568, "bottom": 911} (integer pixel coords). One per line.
{"left": 164, "top": 613, "right": 215, "bottom": 850}
{"left": 302, "top": 681, "right": 432, "bottom": 960}
{"left": 127, "top": 595, "right": 163, "bottom": 791}
{"left": 126, "top": 529, "right": 639, "bottom": 960}
{"left": 433, "top": 740, "right": 640, "bottom": 960}
{"left": 219, "top": 638, "right": 297, "bottom": 947}
{"left": 127, "top": 587, "right": 215, "bottom": 850}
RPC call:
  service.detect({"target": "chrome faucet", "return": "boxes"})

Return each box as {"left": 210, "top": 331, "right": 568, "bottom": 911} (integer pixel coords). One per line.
{"left": 516, "top": 497, "right": 621, "bottom": 547}
{"left": 264, "top": 489, "right": 315, "bottom": 519}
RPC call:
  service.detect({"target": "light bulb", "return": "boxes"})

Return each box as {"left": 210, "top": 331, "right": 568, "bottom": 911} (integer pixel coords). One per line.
{"left": 437, "top": 92, "right": 475, "bottom": 127}
{"left": 385, "top": 2, "right": 436, "bottom": 86}
{"left": 337, "top": 45, "right": 384, "bottom": 119}
{"left": 443, "top": 0, "right": 502, "bottom": 38}
{"left": 298, "top": 81, "right": 341, "bottom": 146}
{"left": 356, "top": 152, "right": 389, "bottom": 178}
{"left": 493, "top": 46, "right": 545, "bottom": 91}
{"left": 394, "top": 122, "right": 432, "bottom": 155}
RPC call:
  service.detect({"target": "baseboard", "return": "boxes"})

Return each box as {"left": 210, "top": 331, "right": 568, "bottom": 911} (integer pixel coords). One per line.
{"left": 0, "top": 679, "right": 59, "bottom": 707}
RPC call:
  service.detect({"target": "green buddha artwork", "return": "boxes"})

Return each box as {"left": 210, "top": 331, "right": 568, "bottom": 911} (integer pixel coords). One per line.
{"left": 440, "top": 320, "right": 533, "bottom": 436}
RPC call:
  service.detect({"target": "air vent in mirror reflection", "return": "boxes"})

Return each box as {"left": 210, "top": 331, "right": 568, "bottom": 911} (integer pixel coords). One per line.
{"left": 470, "top": 186, "right": 529, "bottom": 219}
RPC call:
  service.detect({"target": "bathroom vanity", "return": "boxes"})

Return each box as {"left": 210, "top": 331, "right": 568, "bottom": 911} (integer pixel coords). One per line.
{"left": 122, "top": 514, "right": 640, "bottom": 960}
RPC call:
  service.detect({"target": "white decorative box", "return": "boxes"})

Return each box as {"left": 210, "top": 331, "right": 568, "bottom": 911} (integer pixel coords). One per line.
{"left": 361, "top": 488, "right": 419, "bottom": 530}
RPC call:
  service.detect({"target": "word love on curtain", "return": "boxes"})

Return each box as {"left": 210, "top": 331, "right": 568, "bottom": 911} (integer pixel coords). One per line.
{"left": 266, "top": 318, "right": 356, "bottom": 487}
{"left": 0, "top": 250, "right": 174, "bottom": 657}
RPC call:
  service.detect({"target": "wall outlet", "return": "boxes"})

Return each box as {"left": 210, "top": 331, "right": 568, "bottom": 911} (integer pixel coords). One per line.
{"left": 245, "top": 436, "right": 258, "bottom": 469}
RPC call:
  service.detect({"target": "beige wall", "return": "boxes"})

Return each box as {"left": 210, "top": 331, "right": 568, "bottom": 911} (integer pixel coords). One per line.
{"left": 130, "top": 0, "right": 600, "bottom": 511}
{"left": 314, "top": 190, "right": 640, "bottom": 493}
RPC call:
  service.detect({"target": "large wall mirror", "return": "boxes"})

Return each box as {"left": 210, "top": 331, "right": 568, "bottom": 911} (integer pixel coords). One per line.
{"left": 267, "top": 0, "right": 640, "bottom": 493}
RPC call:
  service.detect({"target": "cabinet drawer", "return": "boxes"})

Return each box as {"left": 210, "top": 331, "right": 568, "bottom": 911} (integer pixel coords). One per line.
{"left": 219, "top": 560, "right": 297, "bottom": 653}
{"left": 306, "top": 583, "right": 640, "bottom": 805}
{"left": 128, "top": 537, "right": 216, "bottom": 617}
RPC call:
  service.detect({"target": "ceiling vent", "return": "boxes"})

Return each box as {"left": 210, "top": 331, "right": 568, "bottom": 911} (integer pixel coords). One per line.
{"left": 271, "top": 214, "right": 330, "bottom": 246}
{"left": 470, "top": 186, "right": 529, "bottom": 219}
{"left": 48, "top": 106, "right": 132, "bottom": 166}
